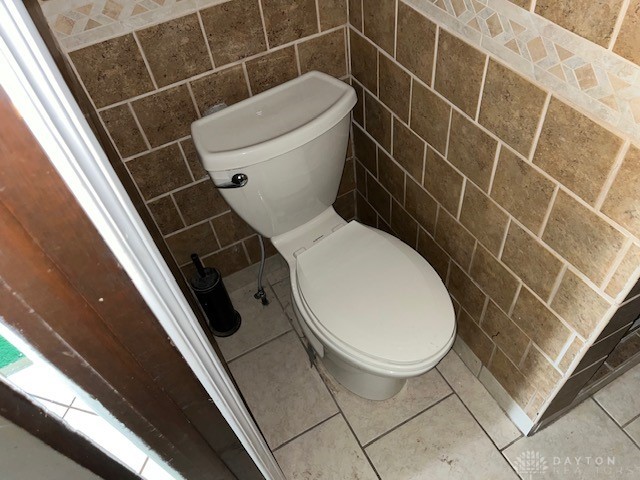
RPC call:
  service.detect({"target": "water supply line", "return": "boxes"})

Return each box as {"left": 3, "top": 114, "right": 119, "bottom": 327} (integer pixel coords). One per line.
{"left": 254, "top": 235, "right": 269, "bottom": 305}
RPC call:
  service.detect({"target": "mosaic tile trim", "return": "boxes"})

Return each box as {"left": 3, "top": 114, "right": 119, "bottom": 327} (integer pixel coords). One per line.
{"left": 38, "top": 0, "right": 225, "bottom": 51}
{"left": 406, "top": 0, "right": 640, "bottom": 142}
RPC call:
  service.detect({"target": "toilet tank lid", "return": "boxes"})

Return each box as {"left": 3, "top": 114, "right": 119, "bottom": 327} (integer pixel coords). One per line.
{"left": 191, "top": 71, "right": 357, "bottom": 171}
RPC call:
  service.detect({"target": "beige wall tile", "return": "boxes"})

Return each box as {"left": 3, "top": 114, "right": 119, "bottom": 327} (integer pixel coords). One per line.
{"left": 447, "top": 263, "right": 487, "bottom": 321}
{"left": 245, "top": 46, "right": 298, "bottom": 94}
{"left": 366, "top": 173, "right": 391, "bottom": 222}
{"left": 457, "top": 310, "right": 495, "bottom": 365}
{"left": 357, "top": 192, "right": 377, "bottom": 227}
{"left": 491, "top": 148, "right": 555, "bottom": 232}
{"left": 436, "top": 209, "right": 477, "bottom": 271}
{"left": 100, "top": 105, "right": 147, "bottom": 158}
{"left": 423, "top": 148, "right": 464, "bottom": 216}
{"left": 377, "top": 148, "right": 404, "bottom": 202}
{"left": 551, "top": 270, "right": 611, "bottom": 339}
{"left": 166, "top": 222, "right": 219, "bottom": 265}
{"left": 392, "top": 118, "right": 425, "bottom": 181}
{"left": 470, "top": 245, "right": 519, "bottom": 312}
{"left": 417, "top": 229, "right": 450, "bottom": 281}
{"left": 69, "top": 34, "right": 153, "bottom": 108}
{"left": 335, "top": 190, "right": 356, "bottom": 220}
{"left": 261, "top": 0, "right": 318, "bottom": 47}
{"left": 362, "top": 0, "right": 395, "bottom": 54}
{"left": 211, "top": 210, "right": 254, "bottom": 246}
{"left": 543, "top": 190, "right": 626, "bottom": 285}
{"left": 479, "top": 60, "right": 547, "bottom": 156}
{"left": 533, "top": 98, "right": 623, "bottom": 205}
{"left": 349, "top": 0, "right": 363, "bottom": 31}
{"left": 378, "top": 55, "right": 411, "bottom": 122}
{"left": 173, "top": 181, "right": 228, "bottom": 225}
{"left": 391, "top": 200, "right": 419, "bottom": 247}
{"left": 602, "top": 145, "right": 640, "bottom": 239}
{"left": 200, "top": 0, "right": 267, "bottom": 66}
{"left": 508, "top": 0, "right": 531, "bottom": 8}
{"left": 352, "top": 79, "right": 365, "bottom": 125}
{"left": 448, "top": 112, "right": 497, "bottom": 192}
{"left": 512, "top": 287, "right": 573, "bottom": 359}
{"left": 460, "top": 183, "right": 509, "bottom": 256}
{"left": 189, "top": 65, "right": 250, "bottom": 115}
{"left": 349, "top": 30, "right": 377, "bottom": 92}
{"left": 132, "top": 85, "right": 198, "bottom": 147}
{"left": 353, "top": 125, "right": 377, "bottom": 175}
{"left": 126, "top": 144, "right": 192, "bottom": 199}
{"left": 520, "top": 346, "right": 562, "bottom": 397}
{"left": 606, "top": 243, "right": 640, "bottom": 298}
{"left": 148, "top": 196, "right": 184, "bottom": 235}
{"left": 535, "top": 0, "right": 624, "bottom": 47}
{"left": 405, "top": 177, "right": 437, "bottom": 234}
{"left": 558, "top": 336, "right": 584, "bottom": 373}
{"left": 365, "top": 92, "right": 392, "bottom": 151}
{"left": 487, "top": 348, "right": 535, "bottom": 408}
{"left": 501, "top": 222, "right": 563, "bottom": 300}
{"left": 298, "top": 29, "right": 347, "bottom": 78}
{"left": 338, "top": 158, "right": 356, "bottom": 196}
{"left": 434, "top": 30, "right": 486, "bottom": 116}
{"left": 482, "top": 300, "right": 530, "bottom": 365}
{"left": 136, "top": 13, "right": 212, "bottom": 87}
{"left": 318, "top": 0, "right": 347, "bottom": 30}
{"left": 410, "top": 81, "right": 451, "bottom": 155}
{"left": 396, "top": 2, "right": 436, "bottom": 85}
{"left": 613, "top": 0, "right": 640, "bottom": 65}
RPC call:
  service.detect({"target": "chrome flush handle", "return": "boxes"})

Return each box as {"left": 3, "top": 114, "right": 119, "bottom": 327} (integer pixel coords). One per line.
{"left": 217, "top": 173, "right": 248, "bottom": 189}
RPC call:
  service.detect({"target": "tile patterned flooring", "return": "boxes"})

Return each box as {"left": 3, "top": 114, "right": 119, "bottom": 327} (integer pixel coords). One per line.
{"left": 223, "top": 255, "right": 640, "bottom": 479}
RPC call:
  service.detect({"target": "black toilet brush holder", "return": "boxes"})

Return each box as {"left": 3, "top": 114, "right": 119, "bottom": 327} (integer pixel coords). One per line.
{"left": 189, "top": 253, "right": 241, "bottom": 337}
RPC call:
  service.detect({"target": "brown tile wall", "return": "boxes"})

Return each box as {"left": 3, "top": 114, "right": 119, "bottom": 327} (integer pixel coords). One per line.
{"left": 348, "top": 1, "right": 640, "bottom": 424}
{"left": 64, "top": 0, "right": 354, "bottom": 277}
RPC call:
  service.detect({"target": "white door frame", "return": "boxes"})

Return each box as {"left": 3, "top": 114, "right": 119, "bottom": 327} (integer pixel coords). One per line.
{"left": 0, "top": 2, "right": 284, "bottom": 479}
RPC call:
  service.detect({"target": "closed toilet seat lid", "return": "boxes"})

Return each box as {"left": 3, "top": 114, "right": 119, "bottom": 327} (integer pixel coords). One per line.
{"left": 295, "top": 221, "right": 455, "bottom": 366}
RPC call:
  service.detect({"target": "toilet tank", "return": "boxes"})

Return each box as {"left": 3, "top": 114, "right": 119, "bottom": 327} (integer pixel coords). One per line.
{"left": 191, "top": 71, "right": 357, "bottom": 238}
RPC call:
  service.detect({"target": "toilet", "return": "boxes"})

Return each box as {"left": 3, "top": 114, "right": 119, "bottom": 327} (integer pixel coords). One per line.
{"left": 191, "top": 71, "right": 456, "bottom": 400}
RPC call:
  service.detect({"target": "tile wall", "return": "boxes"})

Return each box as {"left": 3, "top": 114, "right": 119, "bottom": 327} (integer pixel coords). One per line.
{"left": 40, "top": 0, "right": 355, "bottom": 278}
{"left": 349, "top": 0, "right": 640, "bottom": 425}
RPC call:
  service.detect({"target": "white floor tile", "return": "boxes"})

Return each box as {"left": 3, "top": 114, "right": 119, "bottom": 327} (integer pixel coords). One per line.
{"left": 366, "top": 395, "right": 517, "bottom": 479}
{"left": 624, "top": 416, "right": 640, "bottom": 447}
{"left": 504, "top": 399, "right": 640, "bottom": 479}
{"left": 141, "top": 457, "right": 178, "bottom": 480}
{"left": 594, "top": 363, "right": 640, "bottom": 425}
{"left": 319, "top": 361, "right": 451, "bottom": 445}
{"left": 229, "top": 331, "right": 338, "bottom": 449}
{"left": 271, "top": 277, "right": 303, "bottom": 337}
{"left": 217, "top": 284, "right": 292, "bottom": 361}
{"left": 63, "top": 408, "right": 147, "bottom": 473}
{"left": 7, "top": 364, "right": 76, "bottom": 405}
{"left": 437, "top": 350, "right": 521, "bottom": 449}
{"left": 275, "top": 415, "right": 378, "bottom": 480}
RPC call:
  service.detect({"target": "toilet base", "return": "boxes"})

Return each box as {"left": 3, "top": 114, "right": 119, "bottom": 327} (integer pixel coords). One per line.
{"left": 322, "top": 349, "right": 406, "bottom": 401}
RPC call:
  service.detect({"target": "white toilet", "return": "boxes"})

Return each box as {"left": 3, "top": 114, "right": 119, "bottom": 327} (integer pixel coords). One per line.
{"left": 191, "top": 71, "right": 456, "bottom": 400}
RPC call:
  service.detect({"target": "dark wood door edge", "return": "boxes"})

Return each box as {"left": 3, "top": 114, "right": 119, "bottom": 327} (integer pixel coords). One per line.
{"left": 0, "top": 376, "right": 140, "bottom": 480}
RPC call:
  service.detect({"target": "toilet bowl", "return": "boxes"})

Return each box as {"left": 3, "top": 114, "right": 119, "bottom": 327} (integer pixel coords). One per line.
{"left": 191, "top": 71, "right": 456, "bottom": 400}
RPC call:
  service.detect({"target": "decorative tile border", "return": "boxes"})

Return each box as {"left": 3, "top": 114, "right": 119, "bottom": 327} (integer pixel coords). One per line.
{"left": 38, "top": 0, "right": 225, "bottom": 51}
{"left": 406, "top": 0, "right": 640, "bottom": 142}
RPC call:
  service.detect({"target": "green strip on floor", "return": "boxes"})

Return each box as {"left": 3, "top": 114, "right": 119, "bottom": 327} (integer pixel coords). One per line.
{"left": 0, "top": 334, "right": 24, "bottom": 368}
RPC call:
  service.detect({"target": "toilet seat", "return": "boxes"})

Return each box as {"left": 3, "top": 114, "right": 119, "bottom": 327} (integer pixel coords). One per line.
{"left": 295, "top": 221, "right": 456, "bottom": 375}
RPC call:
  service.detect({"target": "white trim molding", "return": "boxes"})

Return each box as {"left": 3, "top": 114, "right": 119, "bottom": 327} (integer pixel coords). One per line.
{"left": 0, "top": 1, "right": 285, "bottom": 479}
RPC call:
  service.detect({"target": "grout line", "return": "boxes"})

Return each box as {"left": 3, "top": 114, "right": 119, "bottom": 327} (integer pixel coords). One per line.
{"left": 257, "top": 0, "right": 271, "bottom": 50}
{"left": 293, "top": 43, "right": 303, "bottom": 76}
{"left": 527, "top": 92, "right": 551, "bottom": 162}
{"left": 271, "top": 412, "right": 341, "bottom": 452}
{"left": 393, "top": 0, "right": 399, "bottom": 58}
{"left": 132, "top": 32, "right": 158, "bottom": 90}
{"left": 546, "top": 262, "right": 567, "bottom": 305}
{"left": 507, "top": 282, "right": 522, "bottom": 317}
{"left": 594, "top": 140, "right": 629, "bottom": 211}
{"left": 592, "top": 397, "right": 640, "bottom": 449}
{"left": 600, "top": 238, "right": 633, "bottom": 293}
{"left": 225, "top": 328, "right": 293, "bottom": 365}
{"left": 127, "top": 103, "right": 152, "bottom": 150}
{"left": 122, "top": 135, "right": 191, "bottom": 162}
{"left": 497, "top": 215, "right": 511, "bottom": 259}
{"left": 176, "top": 141, "right": 195, "bottom": 183}
{"left": 553, "top": 333, "right": 577, "bottom": 368}
{"left": 196, "top": 10, "right": 216, "bottom": 70}
{"left": 475, "top": 55, "right": 490, "bottom": 122}
{"left": 607, "top": 0, "right": 631, "bottom": 51}
{"left": 314, "top": 0, "right": 322, "bottom": 32}
{"left": 487, "top": 142, "right": 501, "bottom": 196}
{"left": 444, "top": 106, "right": 453, "bottom": 159}
{"left": 138, "top": 456, "right": 149, "bottom": 475}
{"left": 431, "top": 25, "right": 439, "bottom": 87}
{"left": 169, "top": 193, "right": 187, "bottom": 229}
{"left": 456, "top": 177, "right": 466, "bottom": 220}
{"left": 186, "top": 82, "right": 201, "bottom": 118}
{"left": 537, "top": 184, "right": 559, "bottom": 238}
{"left": 361, "top": 392, "right": 457, "bottom": 448}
